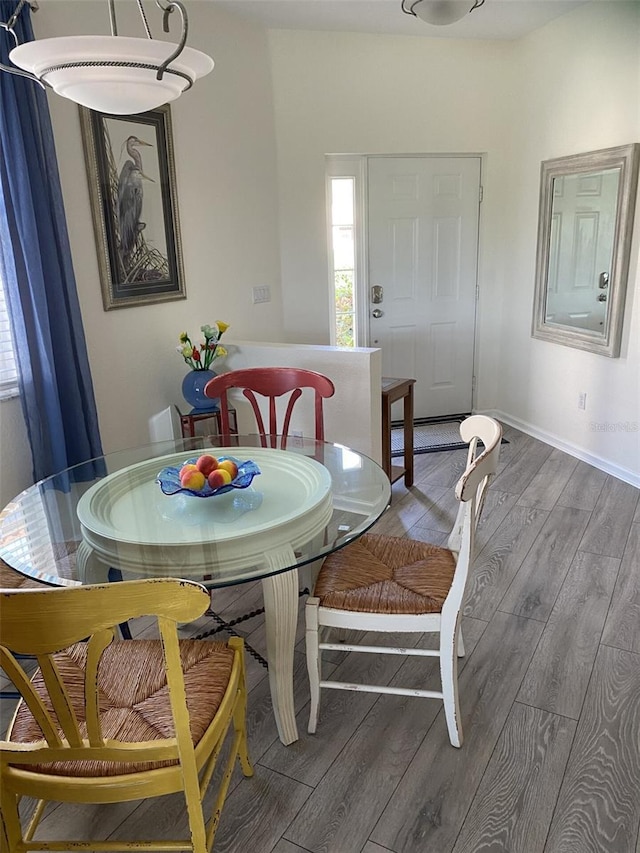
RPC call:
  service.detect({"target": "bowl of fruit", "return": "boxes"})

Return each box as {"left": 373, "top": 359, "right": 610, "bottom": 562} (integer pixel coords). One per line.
{"left": 156, "top": 454, "right": 260, "bottom": 498}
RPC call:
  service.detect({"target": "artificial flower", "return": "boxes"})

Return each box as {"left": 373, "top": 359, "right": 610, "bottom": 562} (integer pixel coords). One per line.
{"left": 176, "top": 321, "right": 229, "bottom": 371}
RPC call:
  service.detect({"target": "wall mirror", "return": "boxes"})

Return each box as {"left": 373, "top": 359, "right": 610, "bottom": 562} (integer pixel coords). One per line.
{"left": 532, "top": 143, "right": 640, "bottom": 357}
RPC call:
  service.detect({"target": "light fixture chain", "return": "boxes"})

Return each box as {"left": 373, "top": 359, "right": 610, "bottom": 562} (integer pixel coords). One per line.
{"left": 135, "top": 0, "right": 153, "bottom": 40}
{"left": 107, "top": 0, "right": 118, "bottom": 37}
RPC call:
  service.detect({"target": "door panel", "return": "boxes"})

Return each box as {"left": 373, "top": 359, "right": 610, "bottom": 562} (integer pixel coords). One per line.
{"left": 368, "top": 156, "right": 481, "bottom": 419}
{"left": 546, "top": 169, "right": 618, "bottom": 332}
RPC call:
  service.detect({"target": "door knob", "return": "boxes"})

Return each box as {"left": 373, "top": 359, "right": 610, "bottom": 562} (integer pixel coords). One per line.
{"left": 372, "top": 308, "right": 383, "bottom": 318}
{"left": 599, "top": 272, "right": 609, "bottom": 289}
{"left": 597, "top": 293, "right": 607, "bottom": 302}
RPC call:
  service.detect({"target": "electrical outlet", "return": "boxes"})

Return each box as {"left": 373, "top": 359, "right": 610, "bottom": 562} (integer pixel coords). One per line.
{"left": 578, "top": 392, "right": 587, "bottom": 410}
{"left": 291, "top": 430, "right": 304, "bottom": 448}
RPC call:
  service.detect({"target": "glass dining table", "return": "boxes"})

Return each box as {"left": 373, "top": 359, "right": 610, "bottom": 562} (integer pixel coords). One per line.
{"left": 0, "top": 434, "right": 391, "bottom": 745}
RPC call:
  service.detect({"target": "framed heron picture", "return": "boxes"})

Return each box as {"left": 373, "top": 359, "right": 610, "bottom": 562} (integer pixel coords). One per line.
{"left": 79, "top": 104, "right": 186, "bottom": 310}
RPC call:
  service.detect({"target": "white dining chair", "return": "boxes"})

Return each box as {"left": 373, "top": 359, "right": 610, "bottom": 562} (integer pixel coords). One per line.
{"left": 304, "top": 414, "right": 503, "bottom": 747}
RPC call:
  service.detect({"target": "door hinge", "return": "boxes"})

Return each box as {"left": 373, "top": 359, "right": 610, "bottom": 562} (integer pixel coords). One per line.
{"left": 472, "top": 375, "right": 477, "bottom": 391}
{"left": 479, "top": 185, "right": 484, "bottom": 203}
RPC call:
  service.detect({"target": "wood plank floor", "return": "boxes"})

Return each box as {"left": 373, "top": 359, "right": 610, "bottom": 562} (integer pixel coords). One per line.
{"left": 2, "top": 425, "right": 640, "bottom": 852}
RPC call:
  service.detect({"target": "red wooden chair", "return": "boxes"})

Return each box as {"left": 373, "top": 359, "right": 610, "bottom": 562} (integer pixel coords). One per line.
{"left": 203, "top": 367, "right": 335, "bottom": 447}
{"left": 200, "top": 367, "right": 336, "bottom": 638}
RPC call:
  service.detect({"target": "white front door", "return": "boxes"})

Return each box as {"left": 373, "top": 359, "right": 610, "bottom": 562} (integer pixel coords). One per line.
{"left": 367, "top": 156, "right": 481, "bottom": 419}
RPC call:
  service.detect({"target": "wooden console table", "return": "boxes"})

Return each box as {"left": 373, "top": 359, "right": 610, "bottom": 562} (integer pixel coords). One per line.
{"left": 177, "top": 405, "right": 238, "bottom": 439}
{"left": 381, "top": 377, "right": 416, "bottom": 488}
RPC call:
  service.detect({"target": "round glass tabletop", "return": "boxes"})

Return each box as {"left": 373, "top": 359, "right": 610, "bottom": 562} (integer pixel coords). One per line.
{"left": 0, "top": 435, "right": 391, "bottom": 589}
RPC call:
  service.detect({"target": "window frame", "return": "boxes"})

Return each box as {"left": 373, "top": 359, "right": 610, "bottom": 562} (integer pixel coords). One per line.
{"left": 325, "top": 155, "right": 368, "bottom": 347}
{"left": 0, "top": 272, "right": 19, "bottom": 400}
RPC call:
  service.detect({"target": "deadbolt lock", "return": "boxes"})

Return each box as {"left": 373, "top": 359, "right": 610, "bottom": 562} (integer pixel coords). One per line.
{"left": 372, "top": 308, "right": 383, "bottom": 318}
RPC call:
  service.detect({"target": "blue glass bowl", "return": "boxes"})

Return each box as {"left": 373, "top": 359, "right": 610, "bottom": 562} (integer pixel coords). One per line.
{"left": 157, "top": 456, "right": 260, "bottom": 498}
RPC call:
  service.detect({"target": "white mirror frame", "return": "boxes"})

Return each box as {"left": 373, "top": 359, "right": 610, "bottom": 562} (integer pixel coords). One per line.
{"left": 532, "top": 143, "right": 640, "bottom": 358}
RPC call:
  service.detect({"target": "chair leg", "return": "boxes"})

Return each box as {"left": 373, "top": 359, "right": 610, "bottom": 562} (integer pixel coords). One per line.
{"left": 229, "top": 638, "right": 254, "bottom": 778}
{"left": 0, "top": 787, "right": 22, "bottom": 853}
{"left": 457, "top": 623, "right": 465, "bottom": 658}
{"left": 440, "top": 614, "right": 463, "bottom": 748}
{"left": 233, "top": 694, "right": 254, "bottom": 778}
{"left": 305, "top": 596, "right": 321, "bottom": 734}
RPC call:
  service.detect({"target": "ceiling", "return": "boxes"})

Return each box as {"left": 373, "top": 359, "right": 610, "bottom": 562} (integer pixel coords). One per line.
{"left": 210, "top": 0, "right": 590, "bottom": 41}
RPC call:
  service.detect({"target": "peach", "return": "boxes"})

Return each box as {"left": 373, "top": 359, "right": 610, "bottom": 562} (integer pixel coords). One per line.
{"left": 208, "top": 468, "right": 232, "bottom": 490}
{"left": 180, "top": 469, "right": 206, "bottom": 491}
{"left": 179, "top": 464, "right": 198, "bottom": 485}
{"left": 196, "top": 454, "right": 218, "bottom": 476}
{"left": 217, "top": 459, "right": 238, "bottom": 479}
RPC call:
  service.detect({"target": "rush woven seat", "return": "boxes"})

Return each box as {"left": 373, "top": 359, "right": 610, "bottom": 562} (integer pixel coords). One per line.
{"left": 0, "top": 578, "right": 253, "bottom": 853}
{"left": 9, "top": 639, "right": 234, "bottom": 777}
{"left": 306, "top": 415, "right": 503, "bottom": 748}
{"left": 313, "top": 534, "right": 456, "bottom": 615}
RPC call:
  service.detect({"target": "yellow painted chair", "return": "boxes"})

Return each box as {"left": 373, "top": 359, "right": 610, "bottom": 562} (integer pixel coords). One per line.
{"left": 0, "top": 577, "right": 253, "bottom": 853}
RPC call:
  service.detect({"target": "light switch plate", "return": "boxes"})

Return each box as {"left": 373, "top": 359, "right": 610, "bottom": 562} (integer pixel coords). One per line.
{"left": 252, "top": 286, "right": 271, "bottom": 304}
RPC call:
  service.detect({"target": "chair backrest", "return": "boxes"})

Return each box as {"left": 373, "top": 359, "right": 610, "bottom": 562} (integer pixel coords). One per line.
{"left": 444, "top": 415, "right": 503, "bottom": 615}
{"left": 204, "top": 367, "right": 335, "bottom": 446}
{"left": 0, "top": 578, "right": 218, "bottom": 775}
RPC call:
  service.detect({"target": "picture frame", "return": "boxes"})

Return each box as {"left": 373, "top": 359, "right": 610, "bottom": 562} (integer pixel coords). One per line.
{"left": 79, "top": 104, "right": 186, "bottom": 310}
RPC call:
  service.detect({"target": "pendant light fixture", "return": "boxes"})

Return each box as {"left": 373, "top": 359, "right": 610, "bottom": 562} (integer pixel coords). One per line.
{"left": 0, "top": 0, "right": 214, "bottom": 115}
{"left": 401, "top": 0, "right": 485, "bottom": 26}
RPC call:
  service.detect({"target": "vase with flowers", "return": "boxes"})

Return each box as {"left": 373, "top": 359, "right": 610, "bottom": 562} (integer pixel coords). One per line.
{"left": 177, "top": 322, "right": 229, "bottom": 411}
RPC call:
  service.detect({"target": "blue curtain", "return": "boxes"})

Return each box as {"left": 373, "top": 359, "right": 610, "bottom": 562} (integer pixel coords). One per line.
{"left": 0, "top": 1, "right": 103, "bottom": 482}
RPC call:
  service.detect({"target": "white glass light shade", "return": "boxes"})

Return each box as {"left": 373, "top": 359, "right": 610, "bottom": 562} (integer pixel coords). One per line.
{"left": 10, "top": 36, "right": 214, "bottom": 114}
{"left": 413, "top": 0, "right": 474, "bottom": 25}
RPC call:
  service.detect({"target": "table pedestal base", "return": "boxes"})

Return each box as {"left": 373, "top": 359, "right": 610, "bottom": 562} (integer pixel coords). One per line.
{"left": 262, "top": 546, "right": 299, "bottom": 745}
{"left": 78, "top": 539, "right": 302, "bottom": 745}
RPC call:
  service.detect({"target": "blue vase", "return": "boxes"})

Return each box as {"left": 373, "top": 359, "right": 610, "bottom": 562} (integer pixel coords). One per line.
{"left": 181, "top": 369, "right": 218, "bottom": 411}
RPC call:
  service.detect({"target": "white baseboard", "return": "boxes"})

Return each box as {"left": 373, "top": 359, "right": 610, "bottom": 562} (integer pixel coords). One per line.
{"left": 478, "top": 409, "right": 640, "bottom": 490}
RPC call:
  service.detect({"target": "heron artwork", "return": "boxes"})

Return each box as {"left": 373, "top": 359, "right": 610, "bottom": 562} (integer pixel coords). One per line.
{"left": 117, "top": 135, "right": 154, "bottom": 268}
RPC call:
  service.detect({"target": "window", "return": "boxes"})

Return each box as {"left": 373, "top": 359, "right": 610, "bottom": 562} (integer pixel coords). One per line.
{"left": 0, "top": 272, "right": 18, "bottom": 398}
{"left": 330, "top": 178, "right": 356, "bottom": 347}
{"left": 326, "top": 155, "right": 365, "bottom": 348}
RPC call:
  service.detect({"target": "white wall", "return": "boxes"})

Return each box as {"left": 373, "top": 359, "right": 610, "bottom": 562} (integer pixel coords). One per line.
{"left": 3, "top": 2, "right": 639, "bottom": 505}
{"left": 224, "top": 341, "right": 382, "bottom": 462}
{"left": 268, "top": 29, "right": 518, "bottom": 414}
{"left": 497, "top": 2, "right": 640, "bottom": 484}
{"left": 268, "top": 5, "right": 640, "bottom": 483}
{"left": 39, "top": 1, "right": 284, "bottom": 455}
{"left": 1, "top": 2, "right": 284, "bottom": 502}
